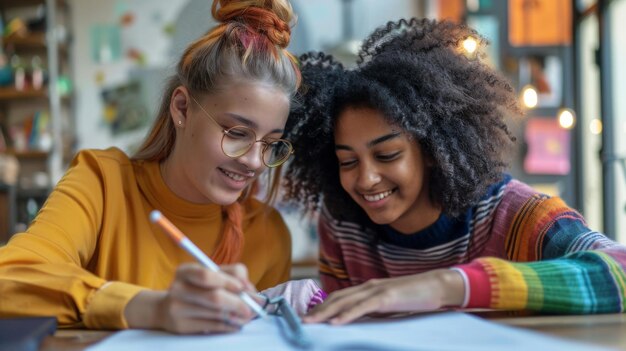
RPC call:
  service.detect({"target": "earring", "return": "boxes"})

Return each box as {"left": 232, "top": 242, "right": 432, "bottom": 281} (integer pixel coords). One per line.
{"left": 177, "top": 120, "right": 182, "bottom": 126}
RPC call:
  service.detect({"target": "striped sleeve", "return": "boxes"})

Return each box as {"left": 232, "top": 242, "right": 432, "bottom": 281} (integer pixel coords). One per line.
{"left": 454, "top": 195, "right": 626, "bottom": 313}
{"left": 317, "top": 211, "right": 352, "bottom": 293}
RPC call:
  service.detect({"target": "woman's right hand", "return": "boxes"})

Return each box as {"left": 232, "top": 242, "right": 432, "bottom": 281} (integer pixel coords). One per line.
{"left": 124, "top": 263, "right": 257, "bottom": 334}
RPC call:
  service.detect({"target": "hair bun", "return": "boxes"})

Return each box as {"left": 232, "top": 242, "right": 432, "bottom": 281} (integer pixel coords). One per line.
{"left": 212, "top": 0, "right": 294, "bottom": 48}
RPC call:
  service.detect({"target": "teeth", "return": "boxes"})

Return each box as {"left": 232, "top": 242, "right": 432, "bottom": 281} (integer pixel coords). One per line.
{"left": 363, "top": 190, "right": 394, "bottom": 202}
{"left": 222, "top": 169, "right": 246, "bottom": 181}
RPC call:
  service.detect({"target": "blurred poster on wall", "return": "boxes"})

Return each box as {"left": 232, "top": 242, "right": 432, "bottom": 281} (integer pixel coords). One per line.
{"left": 524, "top": 117, "right": 570, "bottom": 175}
{"left": 101, "top": 81, "right": 149, "bottom": 135}
{"left": 519, "top": 55, "right": 562, "bottom": 107}
{"left": 436, "top": 0, "right": 465, "bottom": 22}
{"left": 509, "top": 0, "right": 571, "bottom": 46}
{"left": 467, "top": 15, "right": 500, "bottom": 69}
{"left": 91, "top": 25, "right": 122, "bottom": 64}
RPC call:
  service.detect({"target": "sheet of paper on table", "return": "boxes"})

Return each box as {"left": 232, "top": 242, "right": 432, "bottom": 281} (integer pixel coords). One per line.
{"left": 87, "top": 311, "right": 609, "bottom": 351}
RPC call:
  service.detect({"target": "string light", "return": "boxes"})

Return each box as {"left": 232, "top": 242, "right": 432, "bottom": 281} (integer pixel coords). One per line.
{"left": 462, "top": 36, "right": 478, "bottom": 54}
{"left": 589, "top": 119, "right": 603, "bottom": 135}
{"left": 557, "top": 108, "right": 576, "bottom": 129}
{"left": 521, "top": 85, "right": 538, "bottom": 109}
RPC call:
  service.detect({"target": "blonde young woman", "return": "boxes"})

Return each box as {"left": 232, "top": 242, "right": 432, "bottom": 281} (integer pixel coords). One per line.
{"left": 0, "top": 0, "right": 323, "bottom": 334}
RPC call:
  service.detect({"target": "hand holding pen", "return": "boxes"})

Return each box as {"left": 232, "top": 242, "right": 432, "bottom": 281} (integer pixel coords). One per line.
{"left": 128, "top": 210, "right": 266, "bottom": 334}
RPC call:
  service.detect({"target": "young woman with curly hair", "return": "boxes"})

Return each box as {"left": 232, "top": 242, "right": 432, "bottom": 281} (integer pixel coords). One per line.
{"left": 284, "top": 18, "right": 626, "bottom": 325}
{"left": 0, "top": 0, "right": 326, "bottom": 334}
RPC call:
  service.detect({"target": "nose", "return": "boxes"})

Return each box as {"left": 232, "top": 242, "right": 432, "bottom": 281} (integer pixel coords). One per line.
{"left": 356, "top": 161, "right": 382, "bottom": 190}
{"left": 235, "top": 141, "right": 265, "bottom": 170}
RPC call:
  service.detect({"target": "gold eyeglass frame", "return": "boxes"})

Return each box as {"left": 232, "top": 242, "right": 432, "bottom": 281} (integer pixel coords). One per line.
{"left": 189, "top": 95, "right": 294, "bottom": 168}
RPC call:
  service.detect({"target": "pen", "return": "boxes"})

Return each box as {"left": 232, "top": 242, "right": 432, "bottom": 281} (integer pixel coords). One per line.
{"left": 149, "top": 209, "right": 268, "bottom": 319}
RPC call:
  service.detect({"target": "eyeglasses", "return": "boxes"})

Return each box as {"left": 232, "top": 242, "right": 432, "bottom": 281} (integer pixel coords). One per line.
{"left": 262, "top": 294, "right": 313, "bottom": 349}
{"left": 190, "top": 95, "right": 294, "bottom": 168}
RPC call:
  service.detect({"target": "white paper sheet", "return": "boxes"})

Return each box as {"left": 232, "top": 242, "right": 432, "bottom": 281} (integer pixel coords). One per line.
{"left": 87, "top": 312, "right": 610, "bottom": 351}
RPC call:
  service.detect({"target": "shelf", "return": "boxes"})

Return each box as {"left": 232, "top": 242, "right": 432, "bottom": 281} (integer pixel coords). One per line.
{"left": 4, "top": 32, "right": 46, "bottom": 48}
{"left": 0, "top": 87, "right": 47, "bottom": 100}
{"left": 291, "top": 257, "right": 319, "bottom": 280}
{"left": 3, "top": 32, "right": 68, "bottom": 52}
{"left": 0, "top": 0, "right": 43, "bottom": 7}
{"left": 16, "top": 187, "right": 50, "bottom": 199}
{"left": 0, "top": 87, "right": 72, "bottom": 102}
{"left": 292, "top": 257, "right": 318, "bottom": 267}
{"left": 3, "top": 149, "right": 49, "bottom": 159}
{"left": 0, "top": 0, "right": 67, "bottom": 9}
{"left": 1, "top": 0, "right": 73, "bottom": 243}
{"left": 0, "top": 182, "right": 14, "bottom": 191}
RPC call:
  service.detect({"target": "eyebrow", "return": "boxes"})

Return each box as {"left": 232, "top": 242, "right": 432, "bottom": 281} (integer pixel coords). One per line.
{"left": 335, "top": 131, "right": 401, "bottom": 151}
{"left": 223, "top": 113, "right": 284, "bottom": 135}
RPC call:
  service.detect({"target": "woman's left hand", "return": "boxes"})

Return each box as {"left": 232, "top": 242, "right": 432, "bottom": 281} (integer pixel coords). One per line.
{"left": 302, "top": 269, "right": 465, "bottom": 325}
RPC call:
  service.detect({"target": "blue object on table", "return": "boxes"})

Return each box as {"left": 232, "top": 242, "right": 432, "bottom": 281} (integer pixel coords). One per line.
{"left": 263, "top": 295, "right": 313, "bottom": 350}
{"left": 0, "top": 316, "right": 57, "bottom": 351}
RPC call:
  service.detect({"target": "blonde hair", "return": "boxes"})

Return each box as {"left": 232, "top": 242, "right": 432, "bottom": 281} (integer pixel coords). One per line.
{"left": 133, "top": 0, "right": 300, "bottom": 264}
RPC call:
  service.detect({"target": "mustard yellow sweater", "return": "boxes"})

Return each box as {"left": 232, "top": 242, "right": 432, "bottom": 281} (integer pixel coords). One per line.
{"left": 0, "top": 148, "right": 291, "bottom": 329}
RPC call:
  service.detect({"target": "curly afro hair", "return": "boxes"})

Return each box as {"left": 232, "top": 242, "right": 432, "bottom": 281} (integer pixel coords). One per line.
{"left": 283, "top": 18, "right": 520, "bottom": 222}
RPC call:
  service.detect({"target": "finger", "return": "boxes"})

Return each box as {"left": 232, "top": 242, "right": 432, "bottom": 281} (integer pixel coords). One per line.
{"left": 250, "top": 293, "right": 268, "bottom": 306}
{"left": 328, "top": 296, "right": 381, "bottom": 325}
{"left": 221, "top": 263, "right": 257, "bottom": 293}
{"left": 303, "top": 292, "right": 345, "bottom": 322}
{"left": 302, "top": 299, "right": 354, "bottom": 323}
{"left": 161, "top": 294, "right": 253, "bottom": 333}
{"left": 166, "top": 297, "right": 246, "bottom": 325}
{"left": 183, "top": 305, "right": 251, "bottom": 327}
{"left": 304, "top": 287, "right": 375, "bottom": 323}
{"left": 220, "top": 263, "right": 248, "bottom": 281}
{"left": 196, "top": 318, "right": 244, "bottom": 335}
{"left": 317, "top": 283, "right": 368, "bottom": 305}
{"left": 302, "top": 301, "right": 344, "bottom": 323}
{"left": 171, "top": 317, "right": 243, "bottom": 335}
{"left": 175, "top": 263, "right": 244, "bottom": 292}
{"left": 173, "top": 282, "right": 254, "bottom": 319}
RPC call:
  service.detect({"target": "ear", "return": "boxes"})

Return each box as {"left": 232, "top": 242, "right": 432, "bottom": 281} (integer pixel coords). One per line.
{"left": 170, "top": 86, "right": 190, "bottom": 128}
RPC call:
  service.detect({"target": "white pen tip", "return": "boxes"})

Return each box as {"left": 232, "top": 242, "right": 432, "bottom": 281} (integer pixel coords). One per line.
{"left": 149, "top": 210, "right": 162, "bottom": 223}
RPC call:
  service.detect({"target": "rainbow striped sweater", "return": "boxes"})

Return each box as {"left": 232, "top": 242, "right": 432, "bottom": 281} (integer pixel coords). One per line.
{"left": 318, "top": 176, "right": 626, "bottom": 314}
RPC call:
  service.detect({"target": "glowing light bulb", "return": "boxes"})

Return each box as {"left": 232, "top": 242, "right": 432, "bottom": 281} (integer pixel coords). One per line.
{"left": 522, "top": 85, "right": 538, "bottom": 109}
{"left": 462, "top": 37, "right": 478, "bottom": 54}
{"left": 589, "top": 119, "right": 603, "bottom": 135}
{"left": 558, "top": 108, "right": 575, "bottom": 129}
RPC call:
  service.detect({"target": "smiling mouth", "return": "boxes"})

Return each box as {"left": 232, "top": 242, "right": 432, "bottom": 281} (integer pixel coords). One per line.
{"left": 362, "top": 189, "right": 396, "bottom": 202}
{"left": 219, "top": 168, "right": 248, "bottom": 182}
